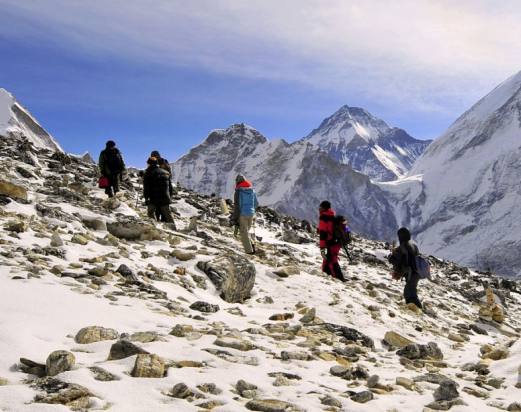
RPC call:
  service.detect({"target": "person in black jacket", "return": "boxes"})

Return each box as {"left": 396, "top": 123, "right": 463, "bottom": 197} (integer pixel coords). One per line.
{"left": 143, "top": 157, "right": 174, "bottom": 223}
{"left": 98, "top": 140, "right": 125, "bottom": 198}
{"left": 389, "top": 227, "right": 422, "bottom": 309}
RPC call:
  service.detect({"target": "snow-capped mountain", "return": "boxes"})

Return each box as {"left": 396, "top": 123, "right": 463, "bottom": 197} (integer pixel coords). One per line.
{"left": 0, "top": 88, "right": 62, "bottom": 152}
{"left": 173, "top": 123, "right": 397, "bottom": 239}
{"left": 380, "top": 70, "right": 521, "bottom": 278}
{"left": 304, "top": 106, "right": 431, "bottom": 181}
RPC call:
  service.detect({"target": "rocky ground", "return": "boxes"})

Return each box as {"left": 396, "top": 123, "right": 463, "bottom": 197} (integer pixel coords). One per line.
{"left": 0, "top": 136, "right": 520, "bottom": 412}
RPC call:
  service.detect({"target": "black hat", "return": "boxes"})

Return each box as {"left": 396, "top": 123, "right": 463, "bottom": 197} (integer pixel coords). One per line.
{"left": 319, "top": 200, "right": 331, "bottom": 210}
{"left": 235, "top": 174, "right": 246, "bottom": 183}
{"left": 397, "top": 227, "right": 411, "bottom": 243}
{"left": 151, "top": 150, "right": 160, "bottom": 158}
{"left": 106, "top": 140, "right": 116, "bottom": 148}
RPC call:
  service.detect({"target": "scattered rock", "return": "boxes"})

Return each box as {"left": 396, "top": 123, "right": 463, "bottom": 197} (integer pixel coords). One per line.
{"left": 170, "top": 383, "right": 197, "bottom": 399}
{"left": 32, "top": 377, "right": 92, "bottom": 410}
{"left": 50, "top": 231, "right": 64, "bottom": 247}
{"left": 299, "top": 307, "right": 316, "bottom": 324}
{"left": 75, "top": 326, "right": 119, "bottom": 344}
{"left": 108, "top": 340, "right": 149, "bottom": 360}
{"left": 434, "top": 379, "right": 459, "bottom": 401}
{"left": 172, "top": 249, "right": 196, "bottom": 261}
{"left": 71, "top": 233, "right": 89, "bottom": 245}
{"left": 236, "top": 379, "right": 258, "bottom": 398}
{"left": 196, "top": 254, "right": 256, "bottom": 303}
{"left": 396, "top": 377, "right": 415, "bottom": 390}
{"left": 245, "top": 399, "right": 303, "bottom": 411}
{"left": 131, "top": 354, "right": 165, "bottom": 378}
{"left": 350, "top": 390, "right": 374, "bottom": 403}
{"left": 397, "top": 342, "right": 443, "bottom": 360}
{"left": 384, "top": 331, "right": 413, "bottom": 348}
{"left": 321, "top": 394, "right": 342, "bottom": 408}
{"left": 88, "top": 366, "right": 119, "bottom": 381}
{"left": 19, "top": 357, "right": 46, "bottom": 377}
{"left": 107, "top": 217, "right": 163, "bottom": 241}
{"left": 45, "top": 350, "right": 75, "bottom": 376}
{"left": 81, "top": 216, "right": 107, "bottom": 231}
{"left": 4, "top": 220, "right": 28, "bottom": 233}
{"left": 269, "top": 313, "right": 294, "bottom": 321}
{"left": 189, "top": 301, "right": 220, "bottom": 313}
{"left": 273, "top": 266, "right": 300, "bottom": 278}
{"left": 130, "top": 331, "right": 161, "bottom": 343}
{"left": 214, "top": 337, "right": 255, "bottom": 351}
{"left": 0, "top": 179, "right": 28, "bottom": 201}
{"left": 197, "top": 382, "right": 222, "bottom": 395}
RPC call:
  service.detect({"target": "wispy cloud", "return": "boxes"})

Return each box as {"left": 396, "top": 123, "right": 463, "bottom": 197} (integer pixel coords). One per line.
{"left": 1, "top": 0, "right": 521, "bottom": 114}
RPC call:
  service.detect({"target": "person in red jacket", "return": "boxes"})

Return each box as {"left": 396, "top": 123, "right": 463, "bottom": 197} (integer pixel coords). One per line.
{"left": 318, "top": 200, "right": 346, "bottom": 282}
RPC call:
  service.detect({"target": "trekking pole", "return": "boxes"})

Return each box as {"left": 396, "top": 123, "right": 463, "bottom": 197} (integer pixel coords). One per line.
{"left": 343, "top": 245, "right": 353, "bottom": 262}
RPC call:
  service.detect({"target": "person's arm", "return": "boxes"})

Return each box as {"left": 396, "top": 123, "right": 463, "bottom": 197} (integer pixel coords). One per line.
{"left": 254, "top": 192, "right": 259, "bottom": 210}
{"left": 98, "top": 152, "right": 105, "bottom": 175}
{"left": 143, "top": 172, "right": 150, "bottom": 201}
{"left": 318, "top": 216, "right": 329, "bottom": 249}
{"left": 231, "top": 189, "right": 240, "bottom": 224}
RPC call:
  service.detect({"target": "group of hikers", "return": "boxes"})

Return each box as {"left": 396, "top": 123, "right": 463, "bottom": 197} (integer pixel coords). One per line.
{"left": 98, "top": 141, "right": 423, "bottom": 310}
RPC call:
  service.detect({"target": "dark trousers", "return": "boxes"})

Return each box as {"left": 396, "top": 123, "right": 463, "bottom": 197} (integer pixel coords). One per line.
{"left": 404, "top": 272, "right": 422, "bottom": 309}
{"left": 147, "top": 204, "right": 173, "bottom": 223}
{"left": 105, "top": 173, "right": 120, "bottom": 197}
{"left": 322, "top": 244, "right": 345, "bottom": 281}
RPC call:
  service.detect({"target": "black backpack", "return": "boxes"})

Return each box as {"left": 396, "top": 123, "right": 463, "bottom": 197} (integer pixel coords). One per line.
{"left": 332, "top": 215, "right": 351, "bottom": 246}
{"left": 104, "top": 148, "right": 124, "bottom": 172}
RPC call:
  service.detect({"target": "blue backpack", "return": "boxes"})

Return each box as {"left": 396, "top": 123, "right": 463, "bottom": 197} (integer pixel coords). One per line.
{"left": 415, "top": 255, "right": 431, "bottom": 280}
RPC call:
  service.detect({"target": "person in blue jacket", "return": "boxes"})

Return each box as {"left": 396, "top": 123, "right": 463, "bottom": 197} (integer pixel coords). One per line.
{"left": 231, "top": 174, "right": 259, "bottom": 254}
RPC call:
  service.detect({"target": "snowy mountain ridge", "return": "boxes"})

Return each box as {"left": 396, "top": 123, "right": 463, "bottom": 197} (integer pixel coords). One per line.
{"left": 173, "top": 123, "right": 397, "bottom": 240}
{"left": 304, "top": 106, "right": 431, "bottom": 181}
{"left": 0, "top": 88, "right": 62, "bottom": 152}
{"left": 380, "top": 70, "right": 521, "bottom": 278}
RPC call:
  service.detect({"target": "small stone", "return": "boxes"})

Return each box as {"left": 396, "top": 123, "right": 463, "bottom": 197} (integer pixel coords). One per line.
{"left": 170, "top": 383, "right": 196, "bottom": 399}
{"left": 45, "top": 350, "right": 75, "bottom": 376}
{"left": 384, "top": 331, "right": 413, "bottom": 348}
{"left": 397, "top": 342, "right": 443, "bottom": 360}
{"left": 434, "top": 379, "right": 459, "bottom": 401}
{"left": 245, "top": 399, "right": 303, "bottom": 411}
{"left": 130, "top": 331, "right": 161, "bottom": 343}
{"left": 214, "top": 337, "right": 255, "bottom": 351}
{"left": 272, "top": 266, "right": 300, "bottom": 278}
{"left": 0, "top": 377, "right": 8, "bottom": 385}
{"left": 131, "top": 354, "right": 165, "bottom": 378}
{"left": 269, "top": 313, "right": 294, "bottom": 321}
{"left": 172, "top": 249, "right": 196, "bottom": 261}
{"left": 350, "top": 390, "right": 373, "bottom": 403}
{"left": 5, "top": 220, "right": 28, "bottom": 233}
{"left": 190, "top": 301, "right": 220, "bottom": 313}
{"left": 89, "top": 366, "right": 119, "bottom": 381}
{"left": 273, "top": 375, "right": 291, "bottom": 386}
{"left": 396, "top": 377, "right": 415, "bottom": 390}
{"left": 508, "top": 402, "right": 521, "bottom": 411}
{"left": 197, "top": 383, "right": 222, "bottom": 395}
{"left": 108, "top": 340, "right": 149, "bottom": 360}
{"left": 75, "top": 326, "right": 119, "bottom": 344}
{"left": 448, "top": 333, "right": 465, "bottom": 343}
{"left": 71, "top": 233, "right": 89, "bottom": 245}
{"left": 367, "top": 374, "right": 379, "bottom": 388}
{"left": 330, "top": 365, "right": 349, "bottom": 377}
{"left": 170, "top": 324, "right": 194, "bottom": 337}
{"left": 299, "top": 308, "right": 316, "bottom": 324}
{"left": 481, "top": 346, "right": 509, "bottom": 361}
{"left": 321, "top": 394, "right": 342, "bottom": 408}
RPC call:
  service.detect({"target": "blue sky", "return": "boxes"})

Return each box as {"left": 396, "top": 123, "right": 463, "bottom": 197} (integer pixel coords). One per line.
{"left": 1, "top": 0, "right": 520, "bottom": 166}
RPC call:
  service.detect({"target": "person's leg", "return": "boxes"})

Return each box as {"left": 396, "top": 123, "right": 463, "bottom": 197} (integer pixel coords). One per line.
{"left": 159, "top": 205, "right": 174, "bottom": 223}
{"left": 404, "top": 273, "right": 422, "bottom": 308}
{"left": 328, "top": 245, "right": 345, "bottom": 281}
{"left": 113, "top": 173, "right": 120, "bottom": 194}
{"left": 147, "top": 204, "right": 157, "bottom": 220}
{"left": 239, "top": 215, "right": 254, "bottom": 254}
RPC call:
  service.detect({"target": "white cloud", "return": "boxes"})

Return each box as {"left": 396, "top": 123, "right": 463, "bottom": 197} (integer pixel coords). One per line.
{"left": 1, "top": 0, "right": 521, "bottom": 114}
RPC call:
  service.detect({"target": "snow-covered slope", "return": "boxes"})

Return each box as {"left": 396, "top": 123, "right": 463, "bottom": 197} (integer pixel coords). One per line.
{"left": 172, "top": 123, "right": 397, "bottom": 239}
{"left": 1, "top": 133, "right": 521, "bottom": 412}
{"left": 304, "top": 106, "right": 431, "bottom": 181}
{"left": 380, "top": 70, "right": 521, "bottom": 278}
{"left": 0, "top": 88, "right": 62, "bottom": 152}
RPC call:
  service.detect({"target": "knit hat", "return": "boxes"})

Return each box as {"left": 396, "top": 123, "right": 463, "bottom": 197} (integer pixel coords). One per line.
{"left": 397, "top": 227, "right": 411, "bottom": 243}
{"left": 106, "top": 140, "right": 116, "bottom": 148}
{"left": 235, "top": 174, "right": 246, "bottom": 183}
{"left": 319, "top": 200, "right": 331, "bottom": 210}
{"left": 151, "top": 150, "right": 160, "bottom": 158}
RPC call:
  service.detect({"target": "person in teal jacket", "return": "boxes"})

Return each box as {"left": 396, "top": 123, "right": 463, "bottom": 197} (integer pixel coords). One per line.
{"left": 232, "top": 174, "right": 259, "bottom": 254}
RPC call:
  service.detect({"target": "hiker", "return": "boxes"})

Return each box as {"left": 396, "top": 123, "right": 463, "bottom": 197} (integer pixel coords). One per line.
{"left": 318, "top": 201, "right": 346, "bottom": 282}
{"left": 98, "top": 140, "right": 126, "bottom": 198}
{"left": 143, "top": 156, "right": 174, "bottom": 223}
{"left": 388, "top": 227, "right": 423, "bottom": 309}
{"left": 231, "top": 174, "right": 258, "bottom": 254}
{"left": 150, "top": 150, "right": 174, "bottom": 195}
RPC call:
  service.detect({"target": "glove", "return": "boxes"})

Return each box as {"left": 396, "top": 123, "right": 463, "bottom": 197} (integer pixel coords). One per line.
{"left": 320, "top": 248, "right": 327, "bottom": 260}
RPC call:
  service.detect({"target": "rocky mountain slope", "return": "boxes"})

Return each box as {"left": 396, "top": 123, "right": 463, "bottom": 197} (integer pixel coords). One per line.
{"left": 172, "top": 123, "right": 397, "bottom": 240}
{"left": 303, "top": 106, "right": 431, "bottom": 181}
{"left": 0, "top": 88, "right": 62, "bottom": 152}
{"left": 1, "top": 132, "right": 521, "bottom": 411}
{"left": 379, "top": 70, "right": 521, "bottom": 278}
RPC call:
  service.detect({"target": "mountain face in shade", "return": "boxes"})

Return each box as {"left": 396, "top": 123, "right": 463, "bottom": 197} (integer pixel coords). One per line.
{"left": 172, "top": 123, "right": 397, "bottom": 239}
{"left": 379, "top": 70, "right": 521, "bottom": 278}
{"left": 0, "top": 88, "right": 62, "bottom": 152}
{"left": 304, "top": 105, "right": 431, "bottom": 181}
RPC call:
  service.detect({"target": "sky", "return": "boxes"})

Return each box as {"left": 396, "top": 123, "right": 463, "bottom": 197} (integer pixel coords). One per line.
{"left": 1, "top": 0, "right": 521, "bottom": 166}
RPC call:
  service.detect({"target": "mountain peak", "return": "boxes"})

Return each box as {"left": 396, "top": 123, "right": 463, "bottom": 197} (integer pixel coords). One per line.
{"left": 204, "top": 123, "right": 267, "bottom": 146}
{"left": 0, "top": 88, "right": 62, "bottom": 152}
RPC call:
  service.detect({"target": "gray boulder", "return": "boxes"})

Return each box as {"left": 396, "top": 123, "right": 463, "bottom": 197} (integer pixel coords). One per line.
{"left": 45, "top": 351, "right": 75, "bottom": 377}
{"left": 107, "top": 217, "right": 162, "bottom": 241}
{"left": 434, "top": 379, "right": 459, "bottom": 401}
{"left": 197, "top": 254, "right": 256, "bottom": 303}
{"left": 397, "top": 342, "right": 444, "bottom": 360}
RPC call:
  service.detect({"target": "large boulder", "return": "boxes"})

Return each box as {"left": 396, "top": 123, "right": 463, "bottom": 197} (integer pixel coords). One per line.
{"left": 107, "top": 217, "right": 163, "bottom": 241}
{"left": 131, "top": 354, "right": 165, "bottom": 378}
{"left": 196, "top": 254, "right": 256, "bottom": 303}
{"left": 45, "top": 351, "right": 75, "bottom": 377}
{"left": 0, "top": 179, "right": 27, "bottom": 201}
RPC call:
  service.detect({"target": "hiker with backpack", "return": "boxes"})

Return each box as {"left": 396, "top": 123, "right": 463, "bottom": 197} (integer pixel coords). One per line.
{"left": 143, "top": 156, "right": 174, "bottom": 223}
{"left": 231, "top": 174, "right": 258, "bottom": 255}
{"left": 318, "top": 200, "right": 348, "bottom": 282}
{"left": 388, "top": 227, "right": 426, "bottom": 310}
{"left": 150, "top": 150, "right": 174, "bottom": 196}
{"left": 98, "top": 140, "right": 126, "bottom": 198}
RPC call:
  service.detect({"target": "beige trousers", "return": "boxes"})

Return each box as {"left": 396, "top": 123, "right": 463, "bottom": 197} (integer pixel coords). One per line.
{"left": 239, "top": 215, "right": 254, "bottom": 254}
